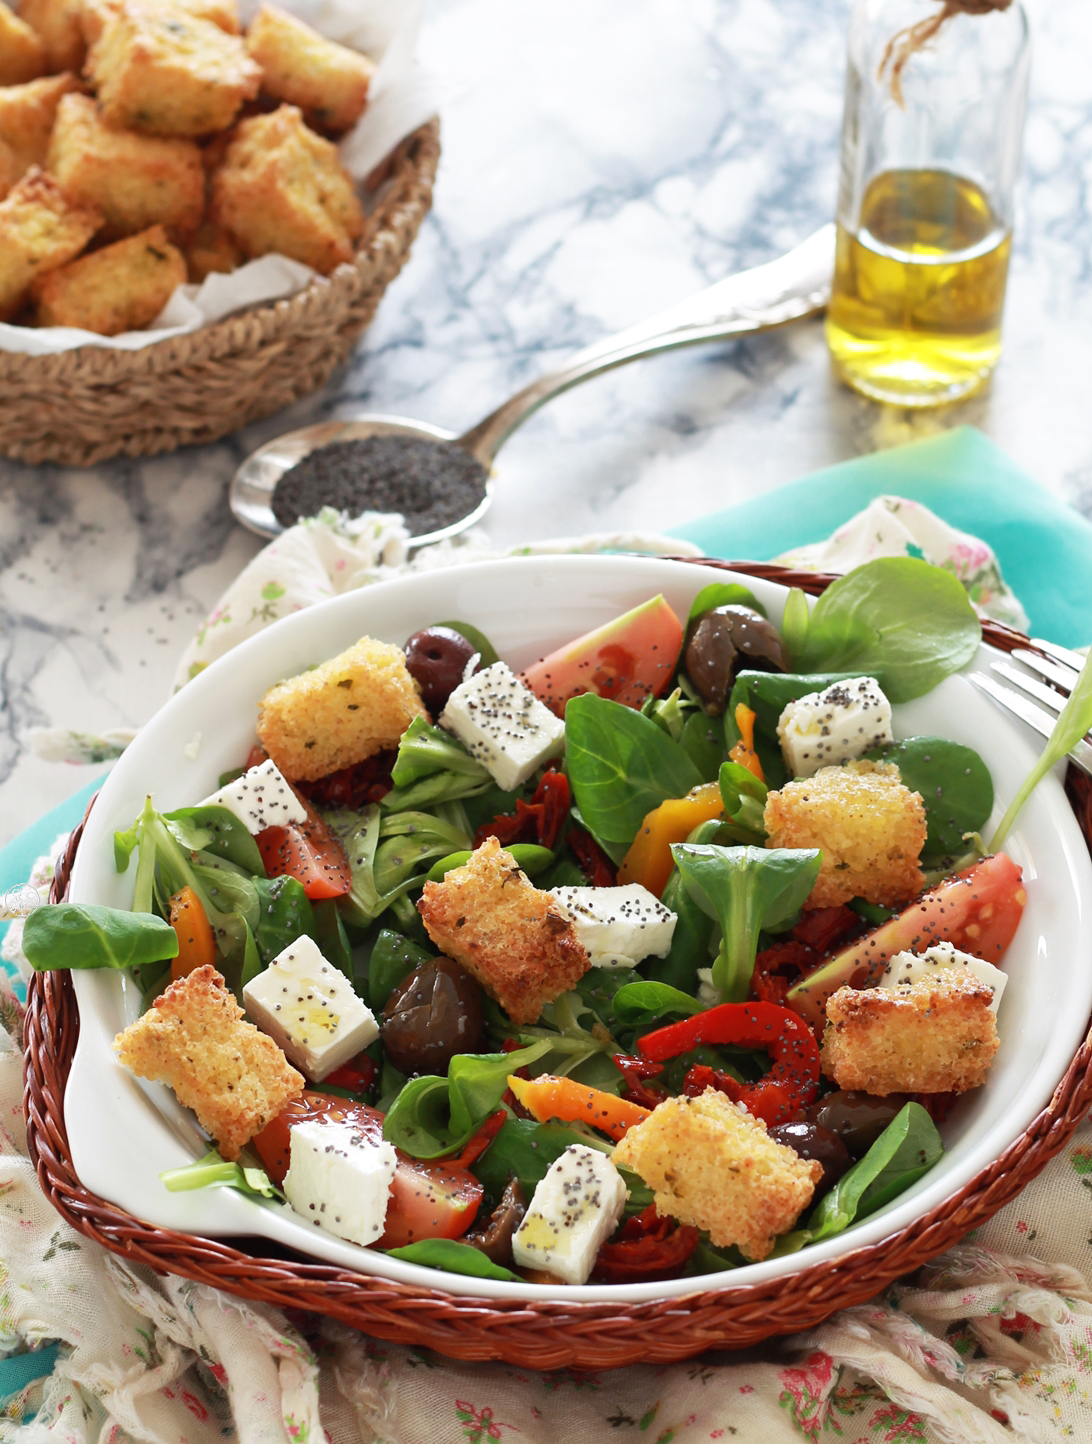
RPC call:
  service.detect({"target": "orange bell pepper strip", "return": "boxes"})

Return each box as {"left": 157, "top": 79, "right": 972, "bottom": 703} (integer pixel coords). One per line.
{"left": 507, "top": 1074, "right": 651, "bottom": 1142}
{"left": 616, "top": 781, "right": 724, "bottom": 897}
{"left": 728, "top": 703, "right": 764, "bottom": 782}
{"left": 168, "top": 886, "right": 216, "bottom": 981}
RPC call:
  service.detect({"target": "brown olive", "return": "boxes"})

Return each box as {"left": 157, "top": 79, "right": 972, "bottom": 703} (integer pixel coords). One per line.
{"left": 463, "top": 1178, "right": 526, "bottom": 1267}
{"left": 768, "top": 1120, "right": 852, "bottom": 1192}
{"left": 404, "top": 626, "right": 479, "bottom": 714}
{"left": 683, "top": 605, "right": 786, "bottom": 714}
{"left": 381, "top": 956, "right": 484, "bottom": 1076}
{"left": 800, "top": 1090, "right": 911, "bottom": 1158}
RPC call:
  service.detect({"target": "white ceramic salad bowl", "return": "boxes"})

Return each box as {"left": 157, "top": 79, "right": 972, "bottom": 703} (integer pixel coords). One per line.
{"left": 61, "top": 554, "right": 1092, "bottom": 1306}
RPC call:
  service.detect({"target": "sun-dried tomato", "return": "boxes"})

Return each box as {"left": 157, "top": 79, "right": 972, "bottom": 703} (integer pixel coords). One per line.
{"left": 612, "top": 1053, "right": 668, "bottom": 1109}
{"left": 295, "top": 751, "right": 396, "bottom": 810}
{"left": 751, "top": 940, "right": 817, "bottom": 1005}
{"left": 567, "top": 827, "right": 616, "bottom": 887}
{"left": 474, "top": 770, "right": 571, "bottom": 850}
{"left": 592, "top": 1205, "right": 699, "bottom": 1283}
{"left": 791, "top": 905, "right": 861, "bottom": 954}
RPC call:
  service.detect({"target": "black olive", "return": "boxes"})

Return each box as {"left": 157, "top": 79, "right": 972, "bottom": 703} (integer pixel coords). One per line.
{"left": 768, "top": 1120, "right": 852, "bottom": 1192}
{"left": 800, "top": 1090, "right": 911, "bottom": 1158}
{"left": 403, "top": 626, "right": 479, "bottom": 715}
{"left": 683, "top": 605, "right": 786, "bottom": 714}
{"left": 463, "top": 1178, "right": 526, "bottom": 1267}
{"left": 381, "top": 956, "right": 484, "bottom": 1076}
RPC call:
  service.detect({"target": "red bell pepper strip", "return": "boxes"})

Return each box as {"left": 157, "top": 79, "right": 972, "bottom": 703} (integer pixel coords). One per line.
{"left": 592, "top": 1206, "right": 699, "bottom": 1283}
{"left": 456, "top": 1108, "right": 509, "bottom": 1168}
{"left": 323, "top": 1054, "right": 379, "bottom": 1095}
{"left": 637, "top": 1001, "right": 820, "bottom": 1126}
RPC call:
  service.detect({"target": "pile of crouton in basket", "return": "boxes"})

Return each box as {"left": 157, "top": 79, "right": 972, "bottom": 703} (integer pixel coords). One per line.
{"left": 0, "top": 0, "right": 375, "bottom": 334}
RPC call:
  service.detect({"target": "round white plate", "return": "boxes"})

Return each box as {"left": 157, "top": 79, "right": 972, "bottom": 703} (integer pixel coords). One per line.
{"left": 64, "top": 554, "right": 1092, "bottom": 1302}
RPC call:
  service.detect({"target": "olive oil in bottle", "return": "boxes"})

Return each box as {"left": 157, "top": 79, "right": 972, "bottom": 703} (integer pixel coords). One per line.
{"left": 826, "top": 169, "right": 1011, "bottom": 407}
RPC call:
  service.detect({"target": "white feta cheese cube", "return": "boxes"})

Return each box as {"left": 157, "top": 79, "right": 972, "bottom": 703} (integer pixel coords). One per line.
{"left": 512, "top": 1143, "right": 627, "bottom": 1286}
{"left": 777, "top": 676, "right": 894, "bottom": 778}
{"left": 243, "top": 934, "right": 378, "bottom": 1080}
{"left": 548, "top": 884, "right": 676, "bottom": 969}
{"left": 440, "top": 661, "right": 565, "bottom": 792}
{"left": 283, "top": 1119, "right": 396, "bottom": 1246}
{"left": 201, "top": 757, "right": 309, "bottom": 835}
{"left": 879, "top": 942, "right": 1007, "bottom": 1014}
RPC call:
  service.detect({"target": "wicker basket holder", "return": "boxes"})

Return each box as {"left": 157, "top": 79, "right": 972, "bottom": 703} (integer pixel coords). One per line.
{"left": 0, "top": 119, "right": 441, "bottom": 469}
{"left": 23, "top": 558, "right": 1092, "bottom": 1369}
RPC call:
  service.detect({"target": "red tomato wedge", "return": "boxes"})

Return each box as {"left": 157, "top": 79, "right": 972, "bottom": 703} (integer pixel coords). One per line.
{"left": 785, "top": 852, "right": 1026, "bottom": 1034}
{"left": 520, "top": 594, "right": 683, "bottom": 716}
{"left": 256, "top": 793, "right": 351, "bottom": 901}
{"left": 252, "top": 1093, "right": 483, "bottom": 1248}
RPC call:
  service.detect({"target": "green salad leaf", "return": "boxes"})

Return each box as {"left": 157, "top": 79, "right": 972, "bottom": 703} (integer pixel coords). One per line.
{"left": 427, "top": 843, "right": 554, "bottom": 882}
{"left": 470, "top": 1117, "right": 653, "bottom": 1215}
{"left": 389, "top": 717, "right": 490, "bottom": 790}
{"left": 791, "top": 557, "right": 981, "bottom": 702}
{"left": 687, "top": 582, "right": 765, "bottom": 623}
{"left": 611, "top": 980, "right": 704, "bottom": 1028}
{"left": 385, "top": 1239, "right": 518, "bottom": 1281}
{"left": 21, "top": 903, "right": 178, "bottom": 972}
{"left": 679, "top": 710, "right": 727, "bottom": 782}
{"left": 368, "top": 928, "right": 433, "bottom": 1013}
{"left": 565, "top": 693, "right": 703, "bottom": 863}
{"left": 160, "top": 1148, "right": 281, "bottom": 1199}
{"left": 865, "top": 736, "right": 994, "bottom": 863}
{"left": 991, "top": 651, "right": 1092, "bottom": 849}
{"left": 253, "top": 874, "right": 314, "bottom": 965}
{"left": 670, "top": 843, "right": 821, "bottom": 1002}
{"left": 163, "top": 805, "right": 266, "bottom": 874}
{"left": 312, "top": 898, "right": 353, "bottom": 978}
{"left": 434, "top": 620, "right": 501, "bottom": 669}
{"left": 645, "top": 864, "right": 716, "bottom": 995}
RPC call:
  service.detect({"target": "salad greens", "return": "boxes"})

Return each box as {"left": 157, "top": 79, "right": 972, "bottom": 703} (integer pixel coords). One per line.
{"left": 865, "top": 736, "right": 994, "bottom": 864}
{"left": 686, "top": 581, "right": 766, "bottom": 622}
{"left": 21, "top": 902, "right": 177, "bottom": 972}
{"left": 161, "top": 1148, "right": 281, "bottom": 1199}
{"left": 670, "top": 842, "right": 821, "bottom": 1003}
{"left": 785, "top": 557, "right": 981, "bottom": 702}
{"left": 386, "top": 1239, "right": 519, "bottom": 1281}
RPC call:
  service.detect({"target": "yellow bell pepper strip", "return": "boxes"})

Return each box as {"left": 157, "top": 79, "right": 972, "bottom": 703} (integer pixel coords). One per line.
{"left": 727, "top": 703, "right": 764, "bottom": 782}
{"left": 617, "top": 781, "right": 724, "bottom": 897}
{"left": 168, "top": 886, "right": 216, "bottom": 981}
{"left": 507, "top": 1074, "right": 651, "bottom": 1142}
{"left": 637, "top": 1001, "right": 820, "bottom": 1126}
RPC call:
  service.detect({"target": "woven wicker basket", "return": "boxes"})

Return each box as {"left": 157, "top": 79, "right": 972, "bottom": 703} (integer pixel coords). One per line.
{"left": 23, "top": 558, "right": 1092, "bottom": 1369}
{"left": 0, "top": 119, "right": 441, "bottom": 469}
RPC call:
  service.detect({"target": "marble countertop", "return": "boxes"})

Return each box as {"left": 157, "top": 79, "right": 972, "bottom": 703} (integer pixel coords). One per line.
{"left": 1, "top": 0, "right": 1090, "bottom": 847}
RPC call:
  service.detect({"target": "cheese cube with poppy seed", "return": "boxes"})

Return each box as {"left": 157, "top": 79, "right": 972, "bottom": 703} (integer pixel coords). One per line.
{"left": 440, "top": 661, "right": 565, "bottom": 792}
{"left": 47, "top": 94, "right": 205, "bottom": 240}
{"left": 417, "top": 836, "right": 590, "bottom": 1025}
{"left": 33, "top": 223, "right": 185, "bottom": 334}
{"left": 113, "top": 964, "right": 305, "bottom": 1160}
{"left": 0, "top": 167, "right": 101, "bottom": 321}
{"left": 0, "top": 3, "right": 47, "bottom": 84}
{"left": 245, "top": 3, "right": 375, "bottom": 135}
{"left": 201, "top": 757, "right": 308, "bottom": 834}
{"left": 256, "top": 634, "right": 428, "bottom": 783}
{"left": 611, "top": 1088, "right": 823, "bottom": 1261}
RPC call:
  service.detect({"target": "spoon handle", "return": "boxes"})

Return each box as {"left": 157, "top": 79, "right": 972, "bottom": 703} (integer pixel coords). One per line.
{"left": 458, "top": 223, "right": 836, "bottom": 467}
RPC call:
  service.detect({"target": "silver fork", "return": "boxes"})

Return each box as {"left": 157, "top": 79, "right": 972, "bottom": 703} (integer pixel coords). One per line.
{"left": 969, "top": 639, "right": 1092, "bottom": 777}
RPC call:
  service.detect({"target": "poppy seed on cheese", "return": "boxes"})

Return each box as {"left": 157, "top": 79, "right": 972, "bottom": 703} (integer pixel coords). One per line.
{"left": 201, "top": 756, "right": 308, "bottom": 834}
{"left": 548, "top": 884, "right": 677, "bottom": 969}
{"left": 880, "top": 941, "right": 1007, "bottom": 1014}
{"left": 439, "top": 660, "right": 565, "bottom": 792}
{"left": 512, "top": 1143, "right": 627, "bottom": 1285}
{"left": 777, "top": 676, "right": 894, "bottom": 779}
{"left": 283, "top": 1119, "right": 396, "bottom": 1247}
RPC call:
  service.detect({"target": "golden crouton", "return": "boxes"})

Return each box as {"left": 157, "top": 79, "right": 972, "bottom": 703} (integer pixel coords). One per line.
{"left": 0, "top": 139, "right": 16, "bottom": 199}
{"left": 87, "top": 0, "right": 260, "bottom": 137}
{"left": 80, "top": 0, "right": 239, "bottom": 43}
{"left": 114, "top": 964, "right": 305, "bottom": 1161}
{"left": 0, "top": 73, "right": 80, "bottom": 183}
{"left": 0, "top": 166, "right": 100, "bottom": 320}
{"left": 612, "top": 1089, "right": 823, "bottom": 1261}
{"left": 183, "top": 215, "right": 238, "bottom": 280}
{"left": 0, "top": 2, "right": 47, "bottom": 84}
{"left": 256, "top": 634, "right": 427, "bottom": 782}
{"left": 33, "top": 222, "right": 185, "bottom": 333}
{"left": 417, "top": 836, "right": 590, "bottom": 1026}
{"left": 47, "top": 93, "right": 204, "bottom": 239}
{"left": 764, "top": 759, "right": 926, "bottom": 910}
{"left": 212, "top": 104, "right": 364, "bottom": 274}
{"left": 245, "top": 4, "right": 374, "bottom": 135}
{"left": 18, "top": 0, "right": 84, "bottom": 70}
{"left": 821, "top": 969, "right": 999, "bottom": 1096}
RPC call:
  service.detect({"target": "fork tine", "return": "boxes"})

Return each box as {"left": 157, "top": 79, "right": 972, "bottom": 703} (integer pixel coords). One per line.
{"left": 1032, "top": 638, "right": 1089, "bottom": 674}
{"left": 992, "top": 660, "right": 1070, "bottom": 717}
{"left": 969, "top": 672, "right": 1057, "bottom": 741}
{"left": 1010, "top": 649, "right": 1083, "bottom": 693}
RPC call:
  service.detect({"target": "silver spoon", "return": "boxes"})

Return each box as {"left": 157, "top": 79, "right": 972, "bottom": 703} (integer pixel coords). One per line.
{"left": 230, "top": 223, "right": 836, "bottom": 542}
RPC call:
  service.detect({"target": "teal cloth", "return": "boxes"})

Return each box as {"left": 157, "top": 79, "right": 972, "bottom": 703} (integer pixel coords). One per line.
{"left": 0, "top": 1341, "right": 62, "bottom": 1405}
{"left": 671, "top": 426, "right": 1092, "bottom": 651}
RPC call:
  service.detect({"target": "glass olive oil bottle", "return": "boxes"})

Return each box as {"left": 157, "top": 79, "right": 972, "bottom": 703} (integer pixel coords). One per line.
{"left": 827, "top": 0, "right": 1029, "bottom": 407}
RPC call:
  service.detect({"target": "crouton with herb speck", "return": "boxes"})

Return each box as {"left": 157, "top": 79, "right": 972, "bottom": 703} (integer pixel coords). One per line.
{"left": 0, "top": 73, "right": 81, "bottom": 183}
{"left": 821, "top": 968, "right": 998, "bottom": 1095}
{"left": 612, "top": 1088, "right": 823, "bottom": 1261}
{"left": 33, "top": 223, "right": 185, "bottom": 334}
{"left": 114, "top": 964, "right": 304, "bottom": 1160}
{"left": 256, "top": 633, "right": 428, "bottom": 782}
{"left": 0, "top": 166, "right": 101, "bottom": 321}
{"left": 0, "top": 2, "right": 47, "bottom": 85}
{"left": 245, "top": 3, "right": 375, "bottom": 134}
{"left": 764, "top": 759, "right": 926, "bottom": 909}
{"left": 417, "top": 836, "right": 590, "bottom": 1025}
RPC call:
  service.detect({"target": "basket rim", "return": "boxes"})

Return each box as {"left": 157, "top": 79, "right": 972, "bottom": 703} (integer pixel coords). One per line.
{"left": 0, "top": 116, "right": 441, "bottom": 379}
{"left": 23, "top": 555, "right": 1092, "bottom": 1367}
